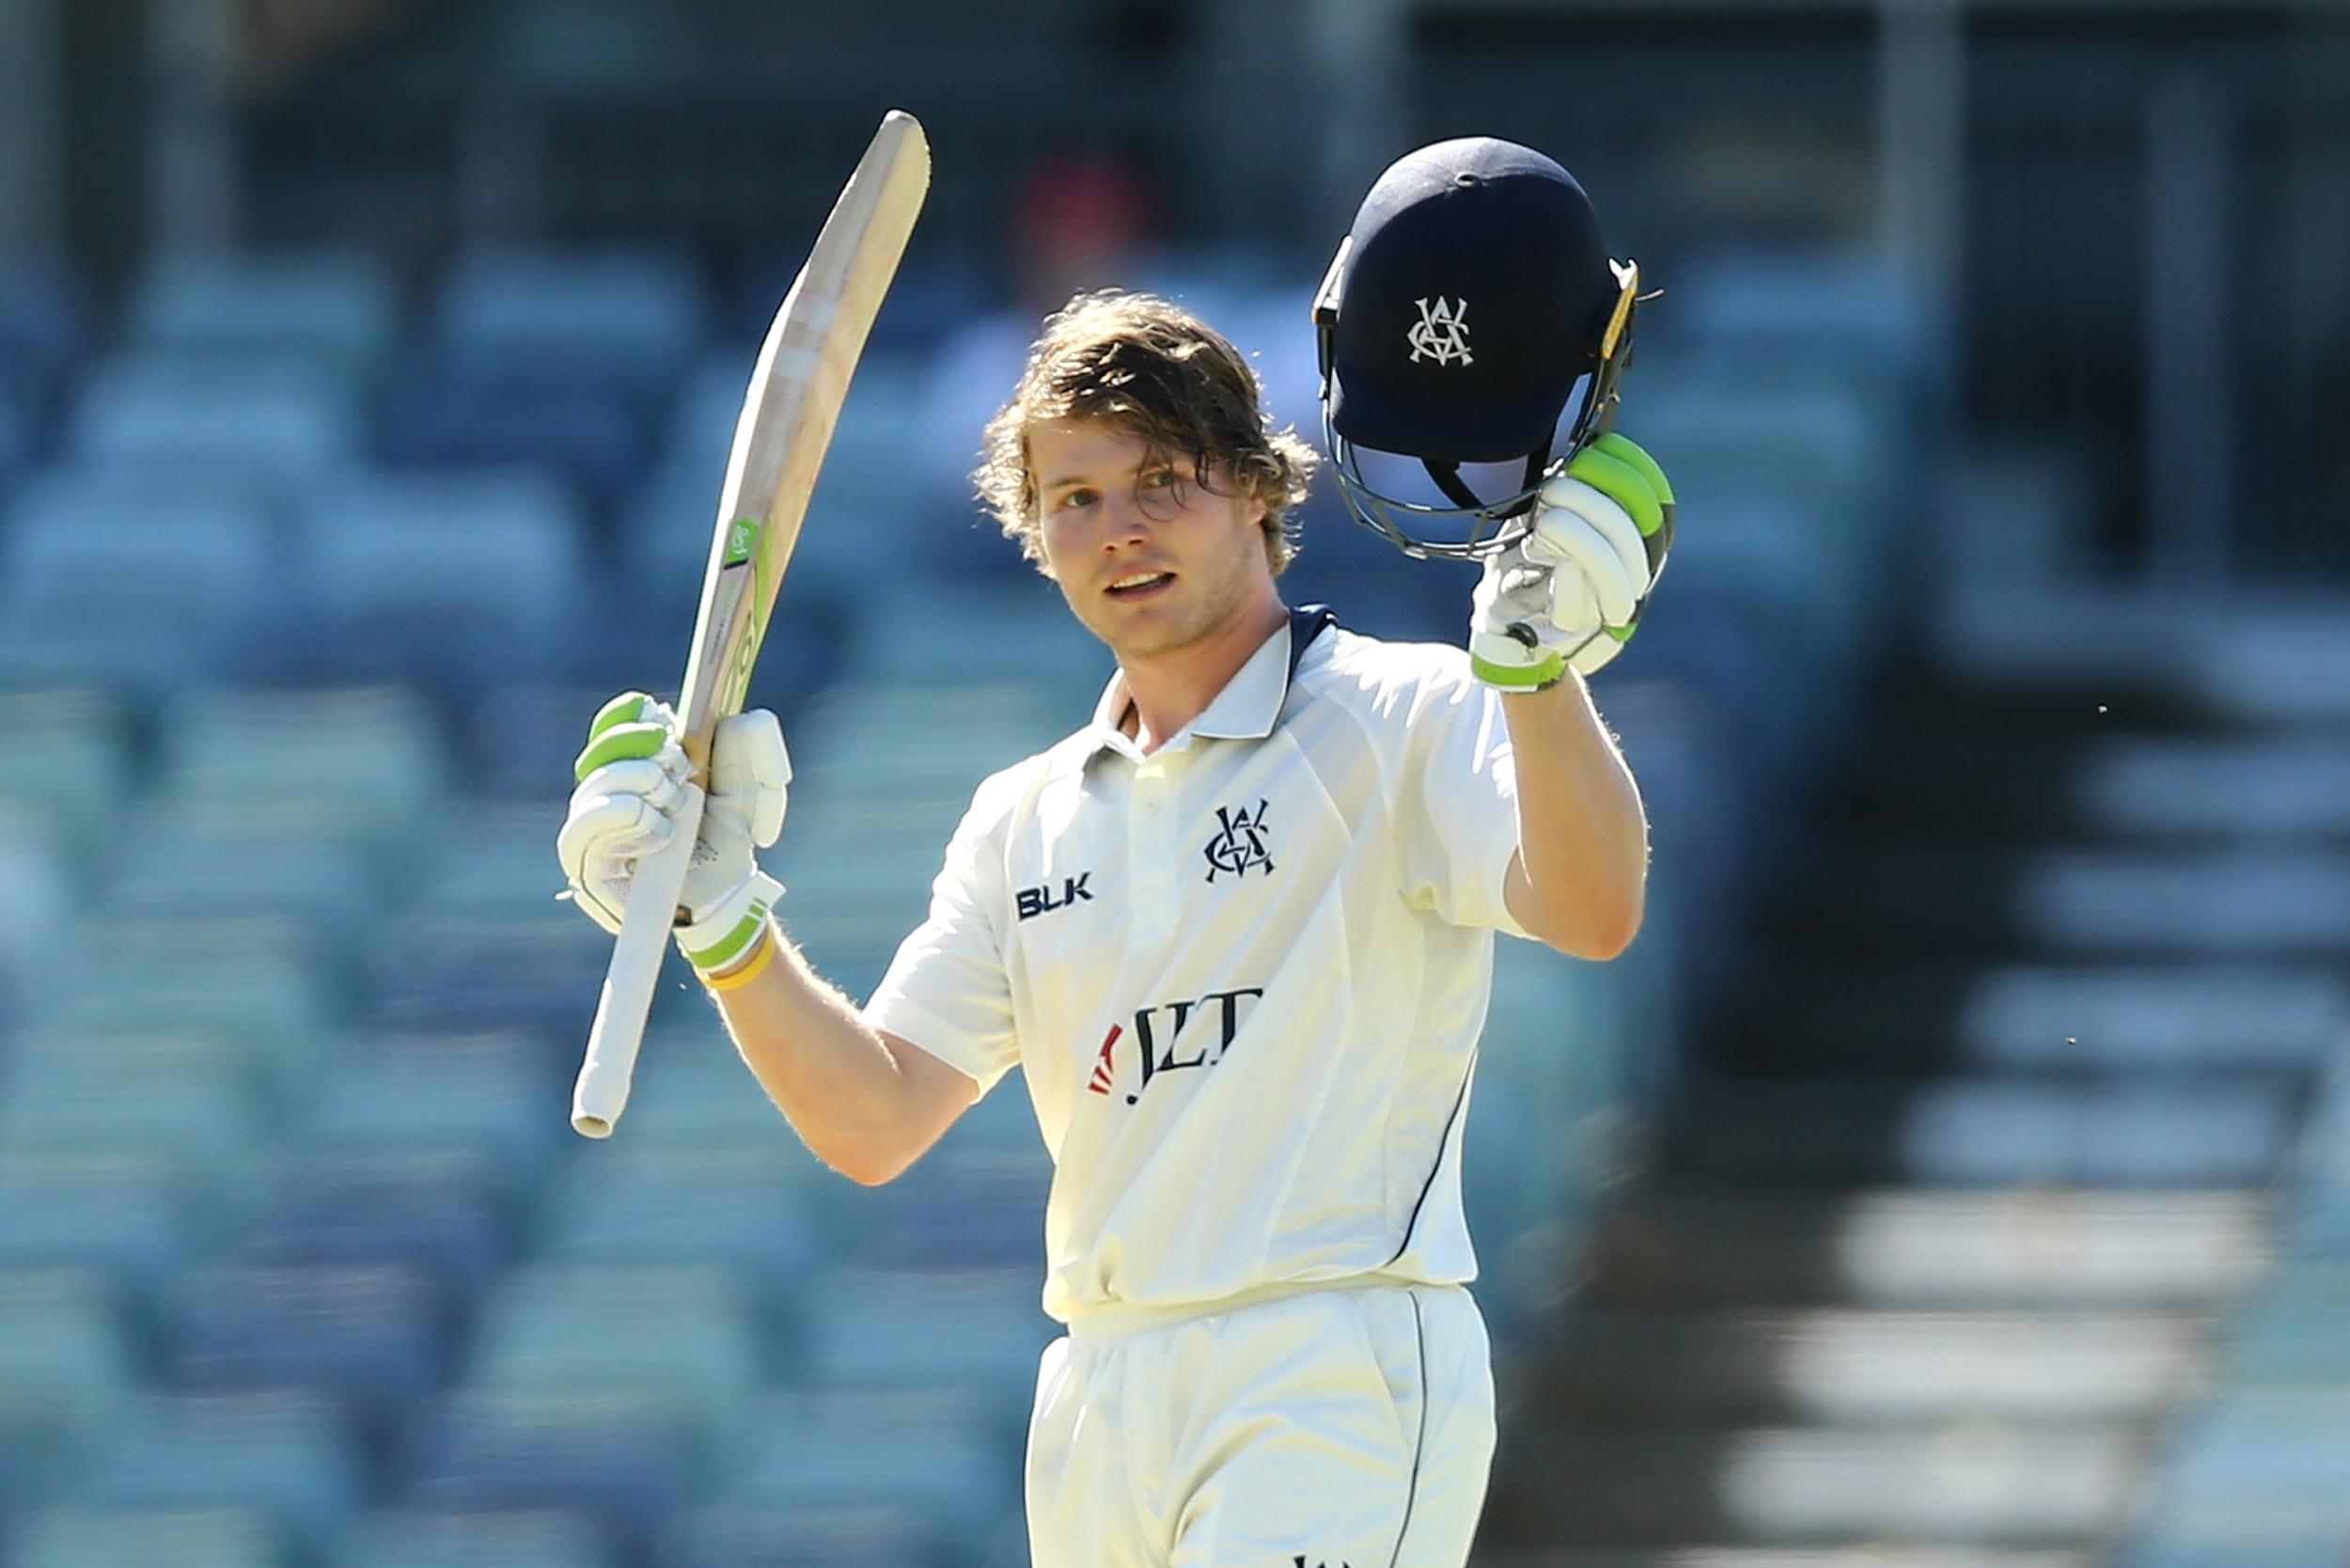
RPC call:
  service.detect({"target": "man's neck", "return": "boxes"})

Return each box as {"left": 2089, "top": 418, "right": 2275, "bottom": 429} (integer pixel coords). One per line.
{"left": 1119, "top": 597, "right": 1288, "bottom": 753}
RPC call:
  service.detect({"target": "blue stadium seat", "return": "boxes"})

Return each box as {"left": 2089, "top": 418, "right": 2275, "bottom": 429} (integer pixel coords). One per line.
{"left": 293, "top": 1032, "right": 562, "bottom": 1191}
{"left": 532, "top": 1145, "right": 828, "bottom": 1316}
{"left": 0, "top": 688, "right": 131, "bottom": 864}
{"left": 1895, "top": 1080, "right": 2292, "bottom": 1188}
{"left": 0, "top": 1268, "right": 136, "bottom": 1497}
{"left": 625, "top": 355, "right": 946, "bottom": 599}
{"left": 65, "top": 1390, "right": 362, "bottom": 1553}
{"left": 370, "top": 357, "right": 650, "bottom": 515}
{"left": 718, "top": 1390, "right": 1014, "bottom": 1549}
{"left": 69, "top": 353, "right": 359, "bottom": 483}
{"left": 1666, "top": 243, "right": 1935, "bottom": 410}
{"left": 378, "top": 246, "right": 708, "bottom": 510}
{"left": 10, "top": 1505, "right": 291, "bottom": 1568}
{"left": 125, "top": 249, "right": 397, "bottom": 371}
{"left": 287, "top": 470, "right": 586, "bottom": 693}
{"left": 40, "top": 916, "right": 332, "bottom": 1103}
{"left": 931, "top": 1066, "right": 1044, "bottom": 1163}
{"left": 2220, "top": 1264, "right": 2350, "bottom": 1387}
{"left": 598, "top": 1027, "right": 838, "bottom": 1168}
{"left": 2131, "top": 1392, "right": 2350, "bottom": 1560}
{"left": 431, "top": 246, "right": 708, "bottom": 404}
{"left": 7, "top": 1027, "right": 275, "bottom": 1119}
{"left": 657, "top": 1503, "right": 951, "bottom": 1568}
{"left": 0, "top": 469, "right": 275, "bottom": 695}
{"left": 1954, "top": 966, "right": 2350, "bottom": 1076}
{"left": 798, "top": 1266, "right": 1050, "bottom": 1411}
{"left": 397, "top": 1388, "right": 701, "bottom": 1558}
{"left": 0, "top": 388, "right": 27, "bottom": 492}
{"left": 412, "top": 802, "right": 572, "bottom": 920}
{"left": 736, "top": 249, "right": 988, "bottom": 359}
{"left": 102, "top": 799, "right": 381, "bottom": 971}
{"left": 158, "top": 687, "right": 444, "bottom": 856}
{"left": 0, "top": 801, "right": 70, "bottom": 1020}
{"left": 825, "top": 590, "right": 1107, "bottom": 713}
{"left": 1470, "top": 941, "right": 1643, "bottom": 1331}
{"left": 461, "top": 1263, "right": 764, "bottom": 1443}
{"left": 162, "top": 1262, "right": 456, "bottom": 1438}
{"left": 365, "top": 910, "right": 610, "bottom": 1038}
{"left": 0, "top": 1152, "right": 205, "bottom": 1303}
{"left": 466, "top": 685, "right": 623, "bottom": 802}
{"left": 330, "top": 1507, "right": 619, "bottom": 1568}
{"left": 591, "top": 503, "right": 852, "bottom": 709}
{"left": 234, "top": 1151, "right": 514, "bottom": 1309}
{"left": 0, "top": 254, "right": 88, "bottom": 456}
{"left": 0, "top": 1032, "right": 269, "bottom": 1213}
{"left": 849, "top": 1148, "right": 1048, "bottom": 1275}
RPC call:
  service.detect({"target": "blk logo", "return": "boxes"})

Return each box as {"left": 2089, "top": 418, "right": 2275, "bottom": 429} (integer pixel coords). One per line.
{"left": 1405, "top": 296, "right": 1472, "bottom": 366}
{"left": 1294, "top": 1559, "right": 1354, "bottom": 1568}
{"left": 1085, "top": 986, "right": 1263, "bottom": 1104}
{"left": 1016, "top": 872, "right": 1092, "bottom": 921}
{"left": 1203, "top": 800, "right": 1275, "bottom": 883}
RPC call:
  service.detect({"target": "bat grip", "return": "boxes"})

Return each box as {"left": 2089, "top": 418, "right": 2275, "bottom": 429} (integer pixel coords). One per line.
{"left": 571, "top": 785, "right": 707, "bottom": 1137}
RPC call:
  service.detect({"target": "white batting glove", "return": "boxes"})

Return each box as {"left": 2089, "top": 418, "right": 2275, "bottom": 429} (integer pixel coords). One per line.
{"left": 556, "top": 692, "right": 791, "bottom": 973}
{"left": 1470, "top": 432, "right": 1674, "bottom": 689}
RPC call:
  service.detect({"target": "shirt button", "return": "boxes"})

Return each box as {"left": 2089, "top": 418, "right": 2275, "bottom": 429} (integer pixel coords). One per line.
{"left": 1141, "top": 797, "right": 1161, "bottom": 815}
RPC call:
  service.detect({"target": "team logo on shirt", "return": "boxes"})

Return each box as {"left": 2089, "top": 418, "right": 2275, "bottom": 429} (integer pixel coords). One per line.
{"left": 1295, "top": 1558, "right": 1354, "bottom": 1568}
{"left": 1085, "top": 986, "right": 1263, "bottom": 1105}
{"left": 1202, "top": 800, "right": 1275, "bottom": 883}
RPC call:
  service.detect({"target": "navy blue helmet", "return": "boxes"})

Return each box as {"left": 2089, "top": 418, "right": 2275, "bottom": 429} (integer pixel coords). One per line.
{"left": 1314, "top": 137, "right": 1645, "bottom": 560}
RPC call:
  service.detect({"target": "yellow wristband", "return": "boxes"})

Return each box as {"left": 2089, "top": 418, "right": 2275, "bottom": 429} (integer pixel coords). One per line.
{"left": 697, "top": 924, "right": 778, "bottom": 992}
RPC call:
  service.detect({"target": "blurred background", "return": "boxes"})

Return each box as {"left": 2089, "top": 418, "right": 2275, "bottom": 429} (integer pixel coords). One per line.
{"left": 0, "top": 1, "right": 2346, "bottom": 1565}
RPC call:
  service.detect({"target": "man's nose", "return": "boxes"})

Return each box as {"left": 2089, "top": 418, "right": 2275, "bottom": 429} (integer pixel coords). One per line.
{"left": 1098, "top": 491, "right": 1152, "bottom": 547}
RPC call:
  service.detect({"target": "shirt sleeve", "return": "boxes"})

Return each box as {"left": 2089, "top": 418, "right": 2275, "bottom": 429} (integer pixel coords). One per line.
{"left": 862, "top": 771, "right": 1024, "bottom": 1097}
{"left": 1393, "top": 658, "right": 1536, "bottom": 940}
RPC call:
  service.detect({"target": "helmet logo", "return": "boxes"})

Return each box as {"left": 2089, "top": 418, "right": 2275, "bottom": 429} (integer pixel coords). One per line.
{"left": 1405, "top": 297, "right": 1473, "bottom": 366}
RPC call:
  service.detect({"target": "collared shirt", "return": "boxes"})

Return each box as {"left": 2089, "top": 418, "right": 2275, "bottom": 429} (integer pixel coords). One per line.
{"left": 864, "top": 608, "right": 1533, "bottom": 1325}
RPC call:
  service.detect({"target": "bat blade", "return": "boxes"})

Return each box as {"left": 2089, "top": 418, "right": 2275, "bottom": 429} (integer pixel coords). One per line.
{"left": 572, "top": 110, "right": 931, "bottom": 1138}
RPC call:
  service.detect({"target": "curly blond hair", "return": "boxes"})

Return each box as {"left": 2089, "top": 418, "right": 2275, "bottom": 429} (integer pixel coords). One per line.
{"left": 975, "top": 290, "right": 1317, "bottom": 575}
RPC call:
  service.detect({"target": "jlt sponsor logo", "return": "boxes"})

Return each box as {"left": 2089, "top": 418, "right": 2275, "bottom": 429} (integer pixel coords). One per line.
{"left": 1293, "top": 1558, "right": 1353, "bottom": 1568}
{"left": 1085, "top": 986, "right": 1263, "bottom": 1105}
{"left": 1202, "top": 799, "right": 1275, "bottom": 883}
{"left": 1015, "top": 872, "right": 1092, "bottom": 921}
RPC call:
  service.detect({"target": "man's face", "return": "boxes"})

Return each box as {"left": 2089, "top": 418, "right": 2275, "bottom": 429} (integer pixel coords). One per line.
{"left": 1030, "top": 418, "right": 1274, "bottom": 661}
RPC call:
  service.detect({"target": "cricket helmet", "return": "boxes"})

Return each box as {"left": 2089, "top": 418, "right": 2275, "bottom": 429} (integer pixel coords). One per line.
{"left": 1314, "top": 136, "right": 1645, "bottom": 560}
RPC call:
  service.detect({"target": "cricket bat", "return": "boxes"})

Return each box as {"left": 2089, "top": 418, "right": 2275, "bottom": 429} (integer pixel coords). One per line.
{"left": 571, "top": 109, "right": 931, "bottom": 1137}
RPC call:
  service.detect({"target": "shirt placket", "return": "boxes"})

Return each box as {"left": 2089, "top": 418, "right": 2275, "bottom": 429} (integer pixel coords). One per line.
{"left": 1127, "top": 752, "right": 1183, "bottom": 957}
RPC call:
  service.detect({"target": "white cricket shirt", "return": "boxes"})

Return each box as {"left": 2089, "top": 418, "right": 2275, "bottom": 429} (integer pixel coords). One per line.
{"left": 864, "top": 608, "right": 1534, "bottom": 1325}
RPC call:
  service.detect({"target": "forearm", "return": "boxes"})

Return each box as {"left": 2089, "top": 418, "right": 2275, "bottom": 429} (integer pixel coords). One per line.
{"left": 1500, "top": 671, "right": 1649, "bottom": 958}
{"left": 702, "top": 920, "right": 951, "bottom": 1183}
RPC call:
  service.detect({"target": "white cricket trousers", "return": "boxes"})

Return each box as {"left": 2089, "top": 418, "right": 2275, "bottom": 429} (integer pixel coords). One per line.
{"left": 1025, "top": 1280, "right": 1496, "bottom": 1568}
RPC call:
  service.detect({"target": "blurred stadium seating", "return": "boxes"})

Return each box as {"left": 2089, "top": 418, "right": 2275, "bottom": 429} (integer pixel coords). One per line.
{"left": 0, "top": 218, "right": 2066, "bottom": 1567}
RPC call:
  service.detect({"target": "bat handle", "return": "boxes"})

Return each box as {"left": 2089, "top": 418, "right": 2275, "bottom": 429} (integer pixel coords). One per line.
{"left": 571, "top": 786, "right": 707, "bottom": 1137}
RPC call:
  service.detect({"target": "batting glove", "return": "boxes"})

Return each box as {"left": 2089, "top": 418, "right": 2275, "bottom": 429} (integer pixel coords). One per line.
{"left": 1469, "top": 432, "right": 1675, "bottom": 689}
{"left": 556, "top": 692, "right": 791, "bottom": 973}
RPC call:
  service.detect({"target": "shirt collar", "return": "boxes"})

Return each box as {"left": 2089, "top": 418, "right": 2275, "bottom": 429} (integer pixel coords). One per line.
{"left": 1079, "top": 604, "right": 1337, "bottom": 763}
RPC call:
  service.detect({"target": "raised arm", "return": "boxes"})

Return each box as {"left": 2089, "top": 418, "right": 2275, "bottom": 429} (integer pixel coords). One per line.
{"left": 1497, "top": 672, "right": 1648, "bottom": 960}
{"left": 557, "top": 691, "right": 978, "bottom": 1183}
{"left": 1465, "top": 434, "right": 1673, "bottom": 959}
{"left": 698, "top": 922, "right": 979, "bottom": 1184}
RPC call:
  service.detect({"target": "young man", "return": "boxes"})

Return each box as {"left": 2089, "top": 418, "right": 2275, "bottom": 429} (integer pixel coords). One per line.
{"left": 559, "top": 140, "right": 1666, "bottom": 1568}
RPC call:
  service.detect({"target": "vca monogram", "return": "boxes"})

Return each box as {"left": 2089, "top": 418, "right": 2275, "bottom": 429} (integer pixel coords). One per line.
{"left": 1203, "top": 799, "right": 1275, "bottom": 883}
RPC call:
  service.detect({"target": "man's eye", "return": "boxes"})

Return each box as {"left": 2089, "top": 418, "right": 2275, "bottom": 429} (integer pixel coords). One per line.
{"left": 1141, "top": 470, "right": 1177, "bottom": 490}
{"left": 1059, "top": 489, "right": 1097, "bottom": 510}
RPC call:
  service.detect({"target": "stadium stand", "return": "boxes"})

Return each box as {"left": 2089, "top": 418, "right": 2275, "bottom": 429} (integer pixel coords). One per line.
{"left": 0, "top": 231, "right": 2001, "bottom": 1568}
